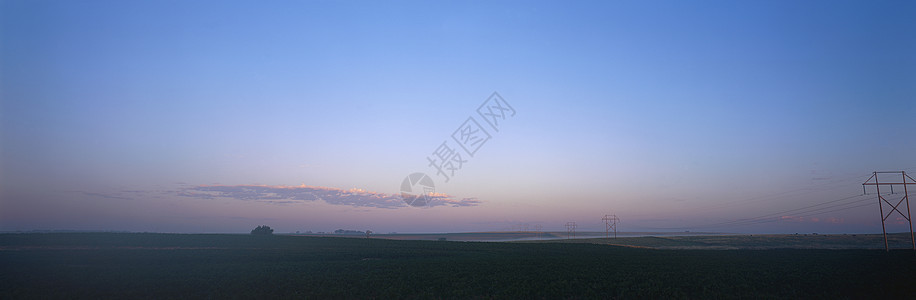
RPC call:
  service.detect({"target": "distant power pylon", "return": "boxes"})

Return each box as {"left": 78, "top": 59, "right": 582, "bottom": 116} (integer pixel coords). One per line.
{"left": 534, "top": 224, "right": 543, "bottom": 239}
{"left": 566, "top": 222, "right": 577, "bottom": 239}
{"left": 602, "top": 214, "right": 620, "bottom": 239}
{"left": 863, "top": 171, "right": 916, "bottom": 251}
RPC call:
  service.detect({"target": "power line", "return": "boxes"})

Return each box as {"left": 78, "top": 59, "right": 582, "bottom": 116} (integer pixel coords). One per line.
{"left": 693, "top": 171, "right": 874, "bottom": 212}
{"left": 700, "top": 194, "right": 871, "bottom": 228}
{"left": 710, "top": 199, "right": 874, "bottom": 228}
{"left": 698, "top": 202, "right": 876, "bottom": 228}
{"left": 704, "top": 170, "right": 916, "bottom": 233}
{"left": 794, "top": 202, "right": 874, "bottom": 219}
{"left": 642, "top": 170, "right": 916, "bottom": 232}
{"left": 645, "top": 193, "right": 875, "bottom": 230}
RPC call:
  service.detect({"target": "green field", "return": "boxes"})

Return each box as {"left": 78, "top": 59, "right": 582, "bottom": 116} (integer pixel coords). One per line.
{"left": 519, "top": 232, "right": 916, "bottom": 250}
{"left": 2, "top": 233, "right": 916, "bottom": 298}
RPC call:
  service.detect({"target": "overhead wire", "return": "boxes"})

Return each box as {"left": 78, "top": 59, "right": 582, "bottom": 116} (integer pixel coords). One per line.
{"left": 640, "top": 170, "right": 914, "bottom": 231}
{"left": 702, "top": 196, "right": 874, "bottom": 228}
{"left": 692, "top": 171, "right": 874, "bottom": 212}
{"left": 682, "top": 195, "right": 868, "bottom": 229}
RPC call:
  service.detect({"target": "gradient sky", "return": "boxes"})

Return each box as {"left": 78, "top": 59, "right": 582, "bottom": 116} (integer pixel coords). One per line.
{"left": 2, "top": 0, "right": 914, "bottom": 234}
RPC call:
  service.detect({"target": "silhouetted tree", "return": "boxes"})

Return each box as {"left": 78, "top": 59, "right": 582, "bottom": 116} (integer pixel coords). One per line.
{"left": 250, "top": 225, "right": 274, "bottom": 235}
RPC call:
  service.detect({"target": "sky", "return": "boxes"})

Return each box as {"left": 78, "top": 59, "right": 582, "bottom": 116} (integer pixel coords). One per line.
{"left": 1, "top": 0, "right": 914, "bottom": 234}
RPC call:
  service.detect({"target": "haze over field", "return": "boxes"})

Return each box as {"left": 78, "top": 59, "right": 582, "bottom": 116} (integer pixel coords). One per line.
{"left": 1, "top": 1, "right": 914, "bottom": 234}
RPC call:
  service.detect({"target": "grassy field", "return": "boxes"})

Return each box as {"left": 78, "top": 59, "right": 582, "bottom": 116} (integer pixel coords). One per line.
{"left": 522, "top": 232, "right": 916, "bottom": 250}
{"left": 361, "top": 231, "right": 720, "bottom": 242}
{"left": 2, "top": 233, "right": 916, "bottom": 299}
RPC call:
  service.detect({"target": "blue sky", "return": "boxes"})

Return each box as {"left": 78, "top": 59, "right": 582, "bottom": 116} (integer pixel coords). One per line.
{"left": 1, "top": 0, "right": 914, "bottom": 234}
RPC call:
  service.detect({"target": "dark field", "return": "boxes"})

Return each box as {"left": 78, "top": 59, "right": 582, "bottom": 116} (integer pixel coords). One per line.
{"left": 2, "top": 233, "right": 916, "bottom": 299}
{"left": 522, "top": 232, "right": 916, "bottom": 250}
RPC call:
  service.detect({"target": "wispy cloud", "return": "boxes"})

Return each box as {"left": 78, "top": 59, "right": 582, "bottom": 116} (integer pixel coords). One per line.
{"left": 81, "top": 191, "right": 132, "bottom": 200}
{"left": 177, "top": 184, "right": 481, "bottom": 209}
{"left": 62, "top": 191, "right": 134, "bottom": 200}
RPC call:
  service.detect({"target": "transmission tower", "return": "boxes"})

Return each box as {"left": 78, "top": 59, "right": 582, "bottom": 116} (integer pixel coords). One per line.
{"left": 602, "top": 214, "right": 620, "bottom": 239}
{"left": 534, "top": 224, "right": 543, "bottom": 239}
{"left": 863, "top": 171, "right": 916, "bottom": 251}
{"left": 565, "top": 222, "right": 577, "bottom": 239}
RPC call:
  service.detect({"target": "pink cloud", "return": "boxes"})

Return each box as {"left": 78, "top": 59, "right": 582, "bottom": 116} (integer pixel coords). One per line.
{"left": 826, "top": 217, "right": 844, "bottom": 224}
{"left": 780, "top": 216, "right": 804, "bottom": 222}
{"left": 178, "top": 184, "right": 480, "bottom": 209}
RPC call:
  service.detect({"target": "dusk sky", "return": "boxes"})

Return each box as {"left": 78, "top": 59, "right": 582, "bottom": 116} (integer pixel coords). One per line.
{"left": 1, "top": 0, "right": 914, "bottom": 234}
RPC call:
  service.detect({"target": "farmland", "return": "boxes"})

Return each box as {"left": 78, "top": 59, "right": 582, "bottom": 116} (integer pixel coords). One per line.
{"left": 2, "top": 233, "right": 916, "bottom": 298}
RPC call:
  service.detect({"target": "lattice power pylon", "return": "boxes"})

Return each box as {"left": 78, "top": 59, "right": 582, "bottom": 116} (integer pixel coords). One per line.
{"left": 863, "top": 171, "right": 916, "bottom": 251}
{"left": 565, "top": 222, "right": 577, "bottom": 239}
{"left": 602, "top": 214, "right": 620, "bottom": 239}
